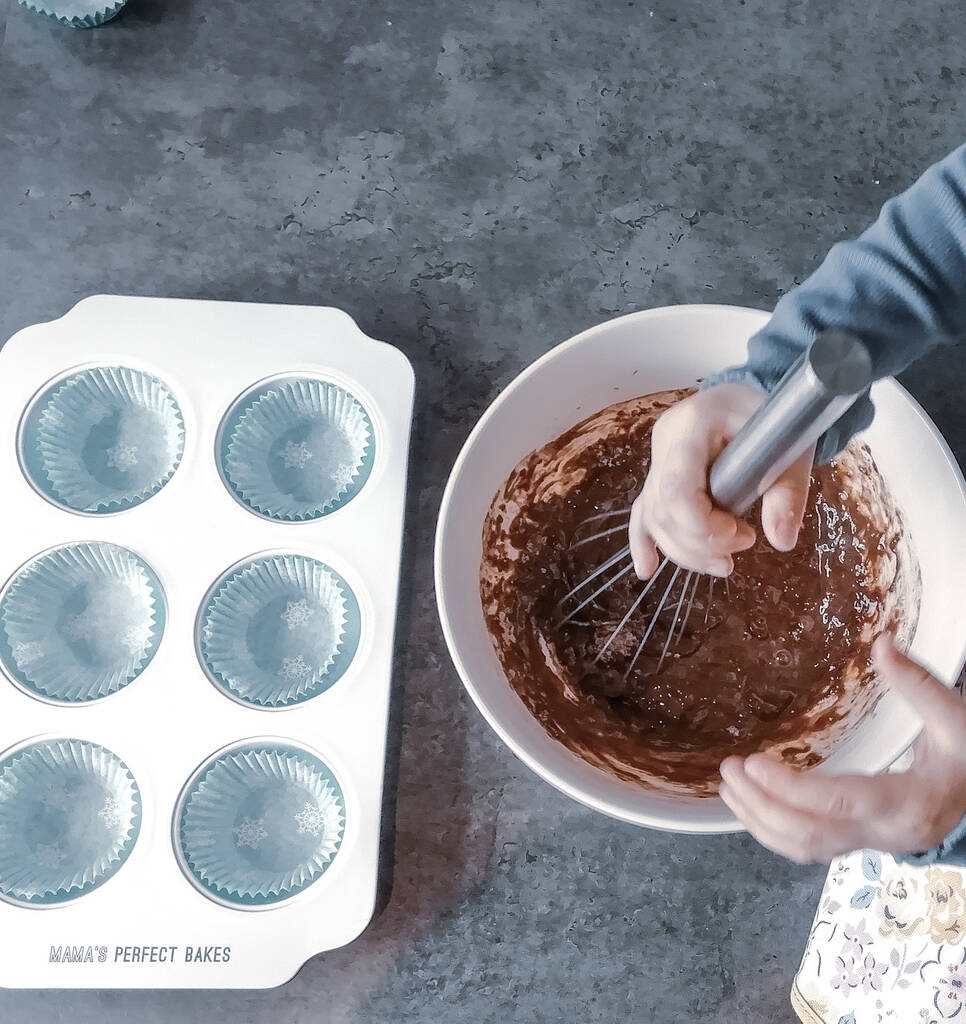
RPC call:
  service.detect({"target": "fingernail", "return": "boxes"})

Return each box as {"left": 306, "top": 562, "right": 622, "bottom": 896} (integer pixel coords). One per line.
{"left": 773, "top": 518, "right": 798, "bottom": 550}
{"left": 719, "top": 758, "right": 745, "bottom": 785}
{"left": 872, "top": 633, "right": 896, "bottom": 661}
{"left": 743, "top": 756, "right": 770, "bottom": 785}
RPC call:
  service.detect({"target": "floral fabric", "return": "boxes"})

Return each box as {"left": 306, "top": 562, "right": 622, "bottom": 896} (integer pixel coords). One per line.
{"left": 792, "top": 849, "right": 966, "bottom": 1023}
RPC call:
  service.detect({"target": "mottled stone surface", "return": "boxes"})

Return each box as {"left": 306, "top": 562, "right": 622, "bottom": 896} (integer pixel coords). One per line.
{"left": 0, "top": 0, "right": 963, "bottom": 1019}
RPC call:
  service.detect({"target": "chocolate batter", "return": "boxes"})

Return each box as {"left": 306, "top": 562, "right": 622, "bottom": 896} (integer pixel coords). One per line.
{"left": 480, "top": 390, "right": 917, "bottom": 795}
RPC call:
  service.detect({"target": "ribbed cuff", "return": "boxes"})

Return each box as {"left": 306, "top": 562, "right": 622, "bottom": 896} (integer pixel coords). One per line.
{"left": 897, "top": 813, "right": 966, "bottom": 867}
{"left": 700, "top": 371, "right": 875, "bottom": 464}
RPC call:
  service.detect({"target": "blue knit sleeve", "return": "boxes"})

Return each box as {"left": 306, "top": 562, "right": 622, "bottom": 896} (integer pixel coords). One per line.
{"left": 896, "top": 814, "right": 966, "bottom": 868}
{"left": 706, "top": 143, "right": 966, "bottom": 462}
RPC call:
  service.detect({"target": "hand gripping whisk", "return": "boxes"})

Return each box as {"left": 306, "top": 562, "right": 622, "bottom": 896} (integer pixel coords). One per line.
{"left": 556, "top": 330, "right": 874, "bottom": 677}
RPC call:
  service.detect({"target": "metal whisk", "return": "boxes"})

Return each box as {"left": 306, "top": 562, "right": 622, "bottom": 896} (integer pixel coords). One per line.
{"left": 556, "top": 330, "right": 874, "bottom": 676}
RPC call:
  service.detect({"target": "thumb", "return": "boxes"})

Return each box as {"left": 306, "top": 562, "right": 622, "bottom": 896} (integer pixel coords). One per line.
{"left": 760, "top": 445, "right": 814, "bottom": 551}
{"left": 873, "top": 635, "right": 966, "bottom": 743}
{"left": 629, "top": 495, "right": 660, "bottom": 580}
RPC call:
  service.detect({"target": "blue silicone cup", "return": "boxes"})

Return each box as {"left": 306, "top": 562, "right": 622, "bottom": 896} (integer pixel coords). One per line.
{"left": 198, "top": 554, "right": 360, "bottom": 708}
{"left": 0, "top": 542, "right": 166, "bottom": 703}
{"left": 177, "top": 743, "right": 345, "bottom": 907}
{"left": 21, "top": 366, "right": 185, "bottom": 515}
{"left": 0, "top": 739, "right": 141, "bottom": 906}
{"left": 221, "top": 378, "right": 374, "bottom": 521}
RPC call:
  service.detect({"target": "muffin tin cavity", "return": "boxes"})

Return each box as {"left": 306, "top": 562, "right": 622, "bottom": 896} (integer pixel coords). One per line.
{"left": 0, "top": 542, "right": 166, "bottom": 703}
{"left": 176, "top": 742, "right": 345, "bottom": 908}
{"left": 220, "top": 377, "right": 375, "bottom": 521}
{"left": 20, "top": 366, "right": 185, "bottom": 515}
{"left": 198, "top": 554, "right": 361, "bottom": 708}
{"left": 0, "top": 738, "right": 141, "bottom": 906}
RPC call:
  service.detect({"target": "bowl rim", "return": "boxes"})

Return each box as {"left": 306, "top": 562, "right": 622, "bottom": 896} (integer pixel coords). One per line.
{"left": 434, "top": 304, "right": 966, "bottom": 832}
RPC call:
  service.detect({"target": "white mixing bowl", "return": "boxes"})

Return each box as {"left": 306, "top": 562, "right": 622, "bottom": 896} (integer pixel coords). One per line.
{"left": 435, "top": 305, "right": 966, "bottom": 832}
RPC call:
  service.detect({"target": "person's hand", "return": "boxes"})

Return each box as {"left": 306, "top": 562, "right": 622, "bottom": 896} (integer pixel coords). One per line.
{"left": 718, "top": 636, "right": 966, "bottom": 863}
{"left": 629, "top": 383, "right": 815, "bottom": 578}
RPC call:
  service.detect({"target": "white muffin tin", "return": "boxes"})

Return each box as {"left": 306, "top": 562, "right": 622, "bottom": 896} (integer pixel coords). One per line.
{"left": 0, "top": 295, "right": 415, "bottom": 988}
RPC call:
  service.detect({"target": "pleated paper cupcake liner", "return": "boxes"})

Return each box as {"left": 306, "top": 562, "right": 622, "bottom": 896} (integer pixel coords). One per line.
{"left": 199, "top": 555, "right": 354, "bottom": 708}
{"left": 0, "top": 739, "right": 141, "bottom": 905}
{"left": 22, "top": 366, "right": 185, "bottom": 514}
{"left": 221, "top": 378, "right": 374, "bottom": 521}
{"left": 178, "top": 743, "right": 345, "bottom": 906}
{"left": 18, "top": 0, "right": 127, "bottom": 28}
{"left": 0, "top": 542, "right": 165, "bottom": 703}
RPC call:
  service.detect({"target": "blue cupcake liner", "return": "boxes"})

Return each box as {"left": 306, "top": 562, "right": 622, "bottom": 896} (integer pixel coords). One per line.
{"left": 0, "top": 739, "right": 141, "bottom": 905}
{"left": 177, "top": 743, "right": 345, "bottom": 906}
{"left": 0, "top": 542, "right": 166, "bottom": 703}
{"left": 21, "top": 366, "right": 185, "bottom": 515}
{"left": 221, "top": 378, "right": 374, "bottom": 521}
{"left": 18, "top": 0, "right": 127, "bottom": 28}
{"left": 198, "top": 554, "right": 360, "bottom": 708}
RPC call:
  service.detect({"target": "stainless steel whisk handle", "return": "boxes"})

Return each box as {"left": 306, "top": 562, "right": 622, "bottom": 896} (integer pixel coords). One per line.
{"left": 707, "top": 330, "right": 873, "bottom": 516}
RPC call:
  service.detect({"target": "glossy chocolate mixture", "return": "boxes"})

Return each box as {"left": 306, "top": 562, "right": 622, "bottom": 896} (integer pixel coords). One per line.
{"left": 480, "top": 390, "right": 911, "bottom": 794}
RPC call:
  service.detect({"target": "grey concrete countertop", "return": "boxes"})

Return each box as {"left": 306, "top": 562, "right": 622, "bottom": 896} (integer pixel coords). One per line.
{"left": 0, "top": 1, "right": 963, "bottom": 1020}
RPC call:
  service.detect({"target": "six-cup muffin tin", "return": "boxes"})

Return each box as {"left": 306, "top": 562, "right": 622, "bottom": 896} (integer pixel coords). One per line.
{"left": 0, "top": 295, "right": 414, "bottom": 988}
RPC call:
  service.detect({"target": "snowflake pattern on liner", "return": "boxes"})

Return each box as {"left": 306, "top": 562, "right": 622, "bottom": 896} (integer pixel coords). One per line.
{"left": 281, "top": 599, "right": 314, "bottom": 630}
{"left": 106, "top": 444, "right": 139, "bottom": 471}
{"left": 12, "top": 640, "right": 43, "bottom": 667}
{"left": 98, "top": 797, "right": 126, "bottom": 830}
{"left": 120, "top": 622, "right": 153, "bottom": 655}
{"left": 280, "top": 655, "right": 313, "bottom": 682}
{"left": 331, "top": 463, "right": 356, "bottom": 493}
{"left": 281, "top": 440, "right": 314, "bottom": 470}
{"left": 294, "top": 802, "right": 328, "bottom": 837}
{"left": 34, "top": 844, "right": 66, "bottom": 870}
{"left": 233, "top": 817, "right": 268, "bottom": 850}
{"left": 294, "top": 788, "right": 343, "bottom": 841}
